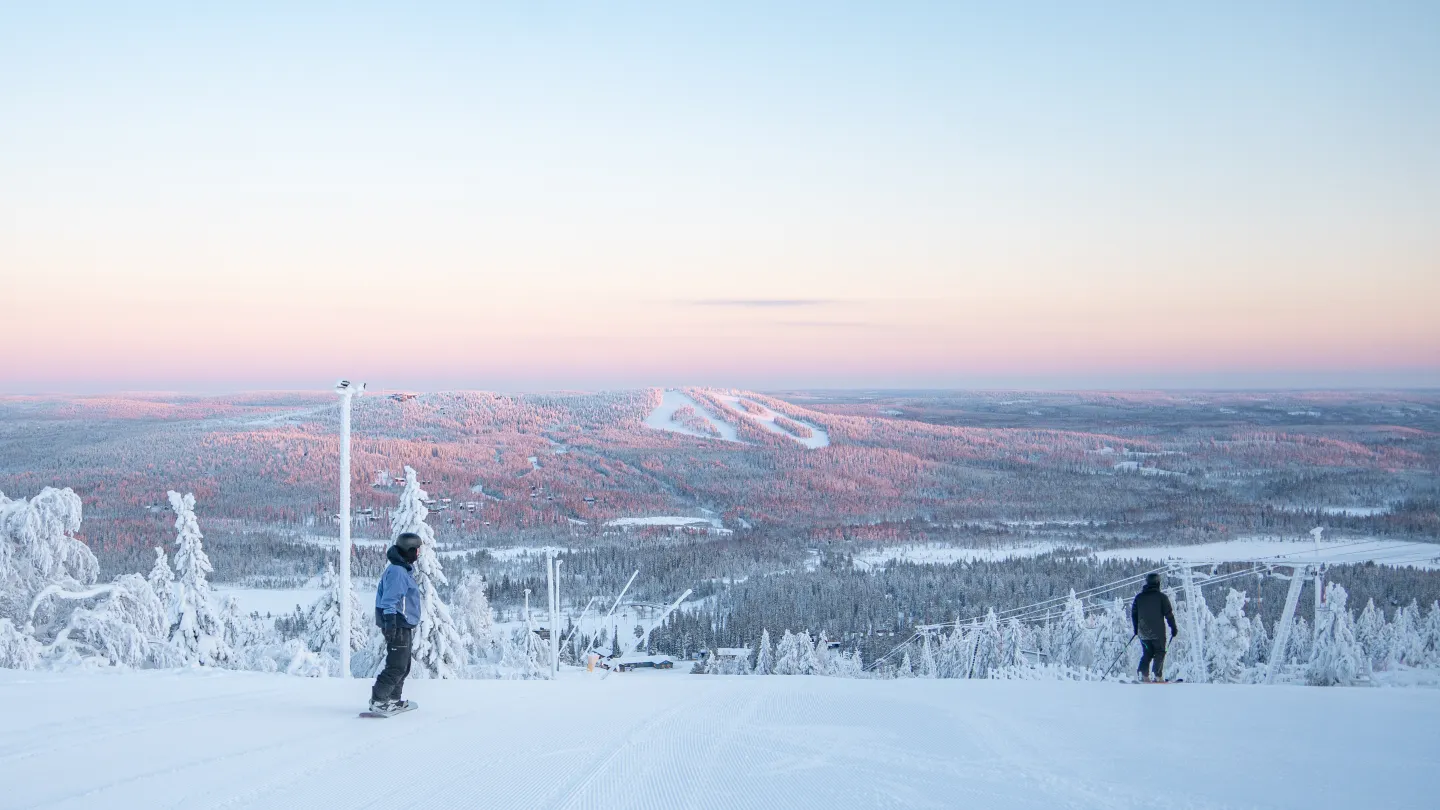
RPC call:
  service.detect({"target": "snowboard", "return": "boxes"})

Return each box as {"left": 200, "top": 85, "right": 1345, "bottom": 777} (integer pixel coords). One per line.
{"left": 359, "top": 701, "right": 420, "bottom": 719}
{"left": 1136, "top": 679, "right": 1184, "bottom": 684}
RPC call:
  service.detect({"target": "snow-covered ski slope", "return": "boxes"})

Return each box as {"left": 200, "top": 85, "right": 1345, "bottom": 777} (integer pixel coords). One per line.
{"left": 6, "top": 671, "right": 1438, "bottom": 810}
{"left": 644, "top": 389, "right": 739, "bottom": 441}
{"left": 643, "top": 389, "right": 830, "bottom": 448}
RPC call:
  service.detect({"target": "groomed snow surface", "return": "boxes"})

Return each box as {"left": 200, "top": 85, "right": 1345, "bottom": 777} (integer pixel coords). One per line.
{"left": 644, "top": 389, "right": 739, "bottom": 442}
{"left": 712, "top": 393, "right": 830, "bottom": 448}
{"left": 6, "top": 671, "right": 1437, "bottom": 809}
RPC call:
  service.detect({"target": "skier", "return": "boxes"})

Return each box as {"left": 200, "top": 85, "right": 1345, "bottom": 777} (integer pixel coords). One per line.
{"left": 370, "top": 532, "right": 422, "bottom": 713}
{"left": 1131, "top": 572, "right": 1179, "bottom": 683}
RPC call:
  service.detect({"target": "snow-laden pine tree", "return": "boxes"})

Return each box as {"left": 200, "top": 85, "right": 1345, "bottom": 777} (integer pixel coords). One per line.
{"left": 1244, "top": 614, "right": 1270, "bottom": 669}
{"left": 1207, "top": 589, "right": 1252, "bottom": 683}
{"left": 0, "top": 487, "right": 97, "bottom": 630}
{"left": 304, "top": 562, "right": 369, "bottom": 675}
{"left": 148, "top": 547, "right": 174, "bottom": 625}
{"left": 452, "top": 570, "right": 497, "bottom": 674}
{"left": 896, "top": 649, "right": 914, "bottom": 678}
{"left": 1307, "top": 582, "right": 1367, "bottom": 686}
{"left": 1389, "top": 601, "right": 1426, "bottom": 667}
{"left": 1355, "top": 599, "right": 1390, "bottom": 671}
{"left": 812, "top": 632, "right": 832, "bottom": 676}
{"left": 917, "top": 633, "right": 938, "bottom": 678}
{"left": 167, "top": 490, "right": 232, "bottom": 666}
{"left": 999, "top": 617, "right": 1028, "bottom": 671}
{"left": 1423, "top": 602, "right": 1440, "bottom": 668}
{"left": 391, "top": 467, "right": 465, "bottom": 679}
{"left": 970, "top": 609, "right": 1004, "bottom": 677}
{"left": 1048, "top": 592, "right": 1096, "bottom": 669}
{"left": 753, "top": 629, "right": 774, "bottom": 675}
{"left": 773, "top": 630, "right": 809, "bottom": 675}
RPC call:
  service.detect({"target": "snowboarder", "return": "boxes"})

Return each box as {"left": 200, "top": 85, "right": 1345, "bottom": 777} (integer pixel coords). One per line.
{"left": 1131, "top": 572, "right": 1179, "bottom": 682}
{"left": 370, "top": 532, "right": 422, "bottom": 713}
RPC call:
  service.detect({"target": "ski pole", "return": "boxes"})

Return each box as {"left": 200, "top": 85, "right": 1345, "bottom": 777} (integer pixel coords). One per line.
{"left": 1104, "top": 634, "right": 1137, "bottom": 678}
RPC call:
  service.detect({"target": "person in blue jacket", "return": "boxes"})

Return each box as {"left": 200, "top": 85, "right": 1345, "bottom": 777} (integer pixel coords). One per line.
{"left": 370, "top": 532, "right": 422, "bottom": 712}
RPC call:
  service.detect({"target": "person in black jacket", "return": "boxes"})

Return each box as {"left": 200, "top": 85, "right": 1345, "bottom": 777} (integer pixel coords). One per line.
{"left": 1131, "top": 572, "right": 1179, "bottom": 682}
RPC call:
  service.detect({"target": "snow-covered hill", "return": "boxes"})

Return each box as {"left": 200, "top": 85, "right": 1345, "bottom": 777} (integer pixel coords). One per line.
{"left": 6, "top": 670, "right": 1437, "bottom": 809}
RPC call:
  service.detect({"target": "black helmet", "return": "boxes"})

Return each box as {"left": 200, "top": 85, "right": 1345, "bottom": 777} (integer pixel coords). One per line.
{"left": 395, "top": 532, "right": 423, "bottom": 552}
{"left": 1145, "top": 572, "right": 1163, "bottom": 589}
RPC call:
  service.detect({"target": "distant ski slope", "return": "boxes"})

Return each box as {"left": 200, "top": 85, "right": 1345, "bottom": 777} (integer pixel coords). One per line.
{"left": 5, "top": 670, "right": 1437, "bottom": 809}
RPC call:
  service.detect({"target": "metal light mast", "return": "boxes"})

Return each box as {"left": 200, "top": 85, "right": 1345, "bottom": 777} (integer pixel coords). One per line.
{"left": 335, "top": 380, "right": 365, "bottom": 678}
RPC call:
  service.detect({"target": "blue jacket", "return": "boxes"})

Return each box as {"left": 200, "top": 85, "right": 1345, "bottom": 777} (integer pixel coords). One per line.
{"left": 375, "top": 546, "right": 421, "bottom": 629}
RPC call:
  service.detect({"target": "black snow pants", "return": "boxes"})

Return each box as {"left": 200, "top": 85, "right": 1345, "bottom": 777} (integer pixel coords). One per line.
{"left": 372, "top": 625, "right": 414, "bottom": 702}
{"left": 1138, "top": 638, "right": 1167, "bottom": 680}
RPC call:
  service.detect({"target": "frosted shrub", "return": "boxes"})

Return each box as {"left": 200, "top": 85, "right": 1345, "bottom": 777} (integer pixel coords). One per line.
{"left": 0, "top": 618, "right": 40, "bottom": 670}
{"left": 1307, "top": 583, "right": 1368, "bottom": 686}
{"left": 0, "top": 487, "right": 97, "bottom": 628}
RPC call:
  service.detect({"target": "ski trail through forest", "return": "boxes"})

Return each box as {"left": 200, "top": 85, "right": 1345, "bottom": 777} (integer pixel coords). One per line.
{"left": 6, "top": 670, "right": 1439, "bottom": 810}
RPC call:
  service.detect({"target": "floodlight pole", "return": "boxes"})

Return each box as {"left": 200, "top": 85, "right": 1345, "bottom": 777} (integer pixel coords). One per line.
{"left": 335, "top": 380, "right": 365, "bottom": 678}
{"left": 1310, "top": 527, "right": 1325, "bottom": 622}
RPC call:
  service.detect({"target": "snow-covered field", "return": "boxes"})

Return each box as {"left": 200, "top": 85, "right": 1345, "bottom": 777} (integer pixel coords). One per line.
{"left": 855, "top": 542, "right": 1076, "bottom": 569}
{"left": 6, "top": 670, "right": 1437, "bottom": 809}
{"left": 644, "top": 389, "right": 739, "bottom": 441}
{"left": 605, "top": 515, "right": 724, "bottom": 529}
{"left": 214, "top": 586, "right": 326, "bottom": 616}
{"left": 1091, "top": 537, "right": 1440, "bottom": 569}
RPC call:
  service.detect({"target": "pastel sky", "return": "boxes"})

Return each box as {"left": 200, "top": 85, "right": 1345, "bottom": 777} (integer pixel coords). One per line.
{"left": 3, "top": 2, "right": 1437, "bottom": 392}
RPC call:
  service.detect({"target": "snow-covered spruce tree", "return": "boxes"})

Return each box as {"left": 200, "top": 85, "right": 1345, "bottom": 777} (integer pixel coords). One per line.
{"left": 304, "top": 562, "right": 369, "bottom": 675}
{"left": 1286, "top": 617, "right": 1312, "bottom": 666}
{"left": 773, "top": 630, "right": 810, "bottom": 675}
{"left": 1307, "top": 583, "right": 1368, "bottom": 686}
{"left": 896, "top": 650, "right": 914, "bottom": 678}
{"left": 1389, "top": 601, "right": 1426, "bottom": 668}
{"left": 392, "top": 467, "right": 465, "bottom": 679}
{"left": 167, "top": 490, "right": 233, "bottom": 666}
{"left": 1355, "top": 599, "right": 1390, "bottom": 672}
{"left": 753, "top": 629, "right": 774, "bottom": 675}
{"left": 917, "top": 633, "right": 938, "bottom": 679}
{"left": 1423, "top": 602, "right": 1440, "bottom": 668}
{"left": 1053, "top": 592, "right": 1096, "bottom": 670}
{"left": 1244, "top": 615, "right": 1271, "bottom": 669}
{"left": 148, "top": 547, "right": 174, "bottom": 622}
{"left": 452, "top": 570, "right": 499, "bottom": 675}
{"left": 999, "top": 617, "right": 1028, "bottom": 672}
{"left": 812, "top": 632, "right": 832, "bottom": 676}
{"left": 1207, "top": 589, "right": 1252, "bottom": 683}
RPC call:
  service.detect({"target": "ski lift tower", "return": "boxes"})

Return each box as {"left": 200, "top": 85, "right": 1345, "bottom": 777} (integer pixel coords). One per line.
{"left": 335, "top": 380, "right": 365, "bottom": 678}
